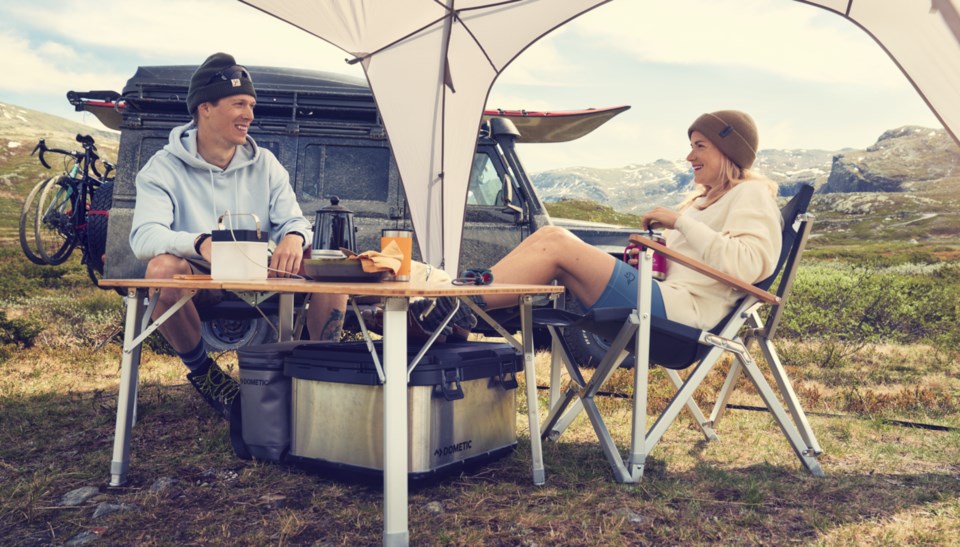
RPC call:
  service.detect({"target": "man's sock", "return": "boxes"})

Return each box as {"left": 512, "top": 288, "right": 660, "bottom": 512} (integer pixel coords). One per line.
{"left": 178, "top": 341, "right": 210, "bottom": 373}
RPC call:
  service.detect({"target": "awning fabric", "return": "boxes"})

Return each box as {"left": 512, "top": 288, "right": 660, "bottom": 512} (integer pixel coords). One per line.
{"left": 798, "top": 0, "right": 960, "bottom": 146}
{"left": 238, "top": 0, "right": 612, "bottom": 274}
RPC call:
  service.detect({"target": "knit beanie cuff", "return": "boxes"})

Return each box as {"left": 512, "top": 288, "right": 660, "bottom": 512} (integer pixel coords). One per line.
{"left": 186, "top": 52, "right": 256, "bottom": 114}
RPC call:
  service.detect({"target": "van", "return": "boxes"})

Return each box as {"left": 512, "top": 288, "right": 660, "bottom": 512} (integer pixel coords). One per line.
{"left": 73, "top": 64, "right": 635, "bottom": 365}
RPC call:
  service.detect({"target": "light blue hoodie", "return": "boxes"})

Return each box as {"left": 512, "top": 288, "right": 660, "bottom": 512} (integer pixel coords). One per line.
{"left": 129, "top": 122, "right": 312, "bottom": 260}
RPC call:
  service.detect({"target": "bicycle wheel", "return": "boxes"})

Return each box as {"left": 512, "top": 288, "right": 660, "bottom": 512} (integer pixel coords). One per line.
{"left": 85, "top": 180, "right": 113, "bottom": 287}
{"left": 34, "top": 175, "right": 79, "bottom": 265}
{"left": 18, "top": 177, "right": 52, "bottom": 265}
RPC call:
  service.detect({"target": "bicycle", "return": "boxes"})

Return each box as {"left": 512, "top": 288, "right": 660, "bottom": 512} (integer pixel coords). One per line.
{"left": 18, "top": 135, "right": 116, "bottom": 283}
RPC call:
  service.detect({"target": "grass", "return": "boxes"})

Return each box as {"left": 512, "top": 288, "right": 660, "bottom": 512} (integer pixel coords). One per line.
{"left": 0, "top": 179, "right": 958, "bottom": 543}
{"left": 0, "top": 252, "right": 959, "bottom": 544}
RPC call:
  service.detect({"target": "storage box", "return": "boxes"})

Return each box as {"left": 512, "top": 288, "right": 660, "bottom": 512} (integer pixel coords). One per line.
{"left": 283, "top": 341, "right": 522, "bottom": 479}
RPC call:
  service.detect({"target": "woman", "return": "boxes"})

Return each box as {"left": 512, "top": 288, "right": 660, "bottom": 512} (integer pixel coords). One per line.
{"left": 418, "top": 109, "right": 781, "bottom": 333}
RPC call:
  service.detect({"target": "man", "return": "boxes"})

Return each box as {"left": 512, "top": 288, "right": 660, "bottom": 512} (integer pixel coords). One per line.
{"left": 130, "top": 52, "right": 347, "bottom": 420}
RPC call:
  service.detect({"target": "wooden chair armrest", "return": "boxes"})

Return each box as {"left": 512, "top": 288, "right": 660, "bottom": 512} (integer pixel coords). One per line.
{"left": 629, "top": 234, "right": 780, "bottom": 305}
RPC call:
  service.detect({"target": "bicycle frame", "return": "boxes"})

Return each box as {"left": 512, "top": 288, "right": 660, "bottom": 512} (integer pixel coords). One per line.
{"left": 28, "top": 134, "right": 115, "bottom": 263}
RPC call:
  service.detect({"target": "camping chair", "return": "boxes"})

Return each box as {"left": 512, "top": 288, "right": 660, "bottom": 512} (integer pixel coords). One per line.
{"left": 534, "top": 184, "right": 823, "bottom": 483}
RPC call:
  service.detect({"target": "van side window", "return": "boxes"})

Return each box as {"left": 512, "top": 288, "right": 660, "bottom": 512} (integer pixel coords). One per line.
{"left": 467, "top": 153, "right": 503, "bottom": 206}
{"left": 302, "top": 144, "right": 390, "bottom": 202}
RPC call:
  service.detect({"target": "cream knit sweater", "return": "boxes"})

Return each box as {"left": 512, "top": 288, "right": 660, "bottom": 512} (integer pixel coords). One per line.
{"left": 659, "top": 178, "right": 782, "bottom": 330}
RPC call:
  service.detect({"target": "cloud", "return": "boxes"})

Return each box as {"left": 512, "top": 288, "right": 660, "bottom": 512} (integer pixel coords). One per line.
{"left": 0, "top": 30, "right": 128, "bottom": 94}
{"left": 4, "top": 0, "right": 364, "bottom": 77}
{"left": 559, "top": 0, "right": 906, "bottom": 88}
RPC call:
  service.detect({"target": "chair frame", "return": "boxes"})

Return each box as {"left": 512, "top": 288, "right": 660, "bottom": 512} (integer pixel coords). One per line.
{"left": 542, "top": 208, "right": 823, "bottom": 483}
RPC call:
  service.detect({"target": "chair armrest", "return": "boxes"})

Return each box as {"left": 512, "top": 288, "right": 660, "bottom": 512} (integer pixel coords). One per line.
{"left": 629, "top": 235, "right": 780, "bottom": 305}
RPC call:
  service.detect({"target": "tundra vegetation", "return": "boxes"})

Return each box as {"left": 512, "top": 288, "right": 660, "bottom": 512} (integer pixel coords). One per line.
{"left": 0, "top": 128, "right": 958, "bottom": 543}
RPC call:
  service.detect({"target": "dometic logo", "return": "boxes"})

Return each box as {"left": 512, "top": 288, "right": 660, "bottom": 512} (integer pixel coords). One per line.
{"left": 434, "top": 440, "right": 472, "bottom": 458}
{"left": 240, "top": 378, "right": 270, "bottom": 386}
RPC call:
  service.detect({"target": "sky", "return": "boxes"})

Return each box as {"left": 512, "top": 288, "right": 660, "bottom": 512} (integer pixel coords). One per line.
{"left": 0, "top": 0, "right": 942, "bottom": 173}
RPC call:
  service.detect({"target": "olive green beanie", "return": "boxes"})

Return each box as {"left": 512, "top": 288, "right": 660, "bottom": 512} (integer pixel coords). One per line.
{"left": 186, "top": 52, "right": 256, "bottom": 114}
{"left": 687, "top": 110, "right": 758, "bottom": 169}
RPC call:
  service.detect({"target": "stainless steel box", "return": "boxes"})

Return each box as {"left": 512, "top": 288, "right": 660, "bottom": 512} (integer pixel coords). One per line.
{"left": 284, "top": 341, "right": 522, "bottom": 478}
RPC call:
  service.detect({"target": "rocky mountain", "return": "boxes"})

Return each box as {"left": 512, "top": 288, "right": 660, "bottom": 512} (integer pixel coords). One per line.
{"left": 530, "top": 126, "right": 960, "bottom": 212}
{"left": 819, "top": 126, "right": 960, "bottom": 194}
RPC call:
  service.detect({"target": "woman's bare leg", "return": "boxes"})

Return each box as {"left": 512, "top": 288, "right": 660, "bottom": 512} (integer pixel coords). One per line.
{"left": 484, "top": 226, "right": 617, "bottom": 309}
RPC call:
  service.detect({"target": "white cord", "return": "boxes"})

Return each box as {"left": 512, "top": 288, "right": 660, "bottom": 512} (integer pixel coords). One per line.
{"left": 220, "top": 209, "right": 307, "bottom": 280}
{"left": 216, "top": 210, "right": 307, "bottom": 340}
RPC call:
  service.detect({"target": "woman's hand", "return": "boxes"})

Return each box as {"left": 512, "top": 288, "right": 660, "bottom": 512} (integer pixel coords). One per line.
{"left": 642, "top": 207, "right": 679, "bottom": 230}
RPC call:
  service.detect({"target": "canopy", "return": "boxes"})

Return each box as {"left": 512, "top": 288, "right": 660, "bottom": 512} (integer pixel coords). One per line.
{"left": 798, "top": 0, "right": 960, "bottom": 146}
{"left": 238, "top": 0, "right": 612, "bottom": 274}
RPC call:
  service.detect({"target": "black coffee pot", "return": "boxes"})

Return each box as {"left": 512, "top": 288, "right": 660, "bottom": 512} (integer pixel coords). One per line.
{"left": 313, "top": 196, "right": 357, "bottom": 252}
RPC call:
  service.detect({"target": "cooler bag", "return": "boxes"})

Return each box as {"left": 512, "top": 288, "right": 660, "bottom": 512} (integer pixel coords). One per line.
{"left": 236, "top": 340, "right": 334, "bottom": 461}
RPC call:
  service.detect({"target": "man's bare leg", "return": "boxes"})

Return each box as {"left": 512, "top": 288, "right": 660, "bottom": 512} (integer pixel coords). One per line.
{"left": 145, "top": 254, "right": 237, "bottom": 419}
{"left": 144, "top": 254, "right": 203, "bottom": 353}
{"left": 306, "top": 293, "right": 349, "bottom": 341}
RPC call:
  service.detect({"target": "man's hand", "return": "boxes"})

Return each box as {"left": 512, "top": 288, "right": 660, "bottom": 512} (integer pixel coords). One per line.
{"left": 270, "top": 233, "right": 305, "bottom": 277}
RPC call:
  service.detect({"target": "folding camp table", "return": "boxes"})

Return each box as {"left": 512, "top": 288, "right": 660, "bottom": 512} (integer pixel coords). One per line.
{"left": 98, "top": 277, "right": 563, "bottom": 547}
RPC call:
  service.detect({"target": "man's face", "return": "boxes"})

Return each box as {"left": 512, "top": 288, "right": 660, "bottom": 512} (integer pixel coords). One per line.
{"left": 200, "top": 94, "right": 255, "bottom": 147}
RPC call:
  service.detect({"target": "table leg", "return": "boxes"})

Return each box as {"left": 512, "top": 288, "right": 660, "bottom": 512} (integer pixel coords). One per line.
{"left": 382, "top": 296, "right": 409, "bottom": 546}
{"left": 110, "top": 288, "right": 147, "bottom": 487}
{"left": 278, "top": 293, "right": 294, "bottom": 341}
{"left": 520, "top": 295, "right": 545, "bottom": 485}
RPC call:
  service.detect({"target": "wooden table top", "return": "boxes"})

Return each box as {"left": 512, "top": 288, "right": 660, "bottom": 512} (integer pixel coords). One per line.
{"left": 99, "top": 277, "right": 564, "bottom": 298}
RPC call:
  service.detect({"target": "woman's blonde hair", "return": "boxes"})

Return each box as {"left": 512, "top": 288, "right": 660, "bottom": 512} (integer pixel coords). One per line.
{"left": 678, "top": 155, "right": 776, "bottom": 210}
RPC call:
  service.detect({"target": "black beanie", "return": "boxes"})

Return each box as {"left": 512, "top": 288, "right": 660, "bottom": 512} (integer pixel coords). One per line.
{"left": 186, "top": 52, "right": 256, "bottom": 114}
{"left": 687, "top": 110, "right": 758, "bottom": 169}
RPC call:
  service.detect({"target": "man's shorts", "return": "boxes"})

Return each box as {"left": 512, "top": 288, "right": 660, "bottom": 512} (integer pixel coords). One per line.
{"left": 183, "top": 257, "right": 226, "bottom": 306}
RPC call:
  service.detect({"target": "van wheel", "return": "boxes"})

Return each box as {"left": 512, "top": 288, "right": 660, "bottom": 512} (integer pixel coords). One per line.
{"left": 560, "top": 294, "right": 635, "bottom": 369}
{"left": 201, "top": 315, "right": 277, "bottom": 352}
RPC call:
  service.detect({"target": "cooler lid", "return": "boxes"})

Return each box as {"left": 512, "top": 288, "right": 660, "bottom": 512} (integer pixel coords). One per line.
{"left": 284, "top": 341, "right": 521, "bottom": 387}
{"left": 238, "top": 340, "right": 335, "bottom": 370}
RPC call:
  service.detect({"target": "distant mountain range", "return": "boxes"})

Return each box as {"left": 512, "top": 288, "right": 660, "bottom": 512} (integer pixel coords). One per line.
{"left": 2, "top": 100, "right": 958, "bottom": 245}
{"left": 531, "top": 126, "right": 960, "bottom": 213}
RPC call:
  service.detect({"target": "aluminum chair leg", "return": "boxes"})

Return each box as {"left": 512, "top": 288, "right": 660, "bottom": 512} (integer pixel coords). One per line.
{"left": 665, "top": 369, "right": 719, "bottom": 441}
{"left": 582, "top": 396, "right": 637, "bottom": 483}
{"left": 644, "top": 347, "right": 729, "bottom": 454}
{"left": 741, "top": 312, "right": 822, "bottom": 455}
{"left": 733, "top": 347, "right": 824, "bottom": 476}
{"left": 546, "top": 325, "right": 587, "bottom": 389}
{"left": 548, "top": 330, "right": 563, "bottom": 408}
{"left": 756, "top": 336, "right": 823, "bottom": 456}
{"left": 709, "top": 359, "right": 743, "bottom": 428}
{"left": 543, "top": 319, "right": 635, "bottom": 440}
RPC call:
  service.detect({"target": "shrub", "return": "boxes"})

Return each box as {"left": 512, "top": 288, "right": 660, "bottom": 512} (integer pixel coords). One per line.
{"left": 0, "top": 310, "right": 43, "bottom": 363}
{"left": 778, "top": 260, "right": 960, "bottom": 367}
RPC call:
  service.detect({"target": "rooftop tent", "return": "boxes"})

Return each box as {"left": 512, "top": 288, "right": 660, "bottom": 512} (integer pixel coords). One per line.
{"left": 238, "top": 0, "right": 612, "bottom": 275}
{"left": 798, "top": 0, "right": 960, "bottom": 146}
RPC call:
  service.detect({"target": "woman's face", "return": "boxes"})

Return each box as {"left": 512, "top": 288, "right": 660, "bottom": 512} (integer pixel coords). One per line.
{"left": 686, "top": 130, "right": 723, "bottom": 191}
